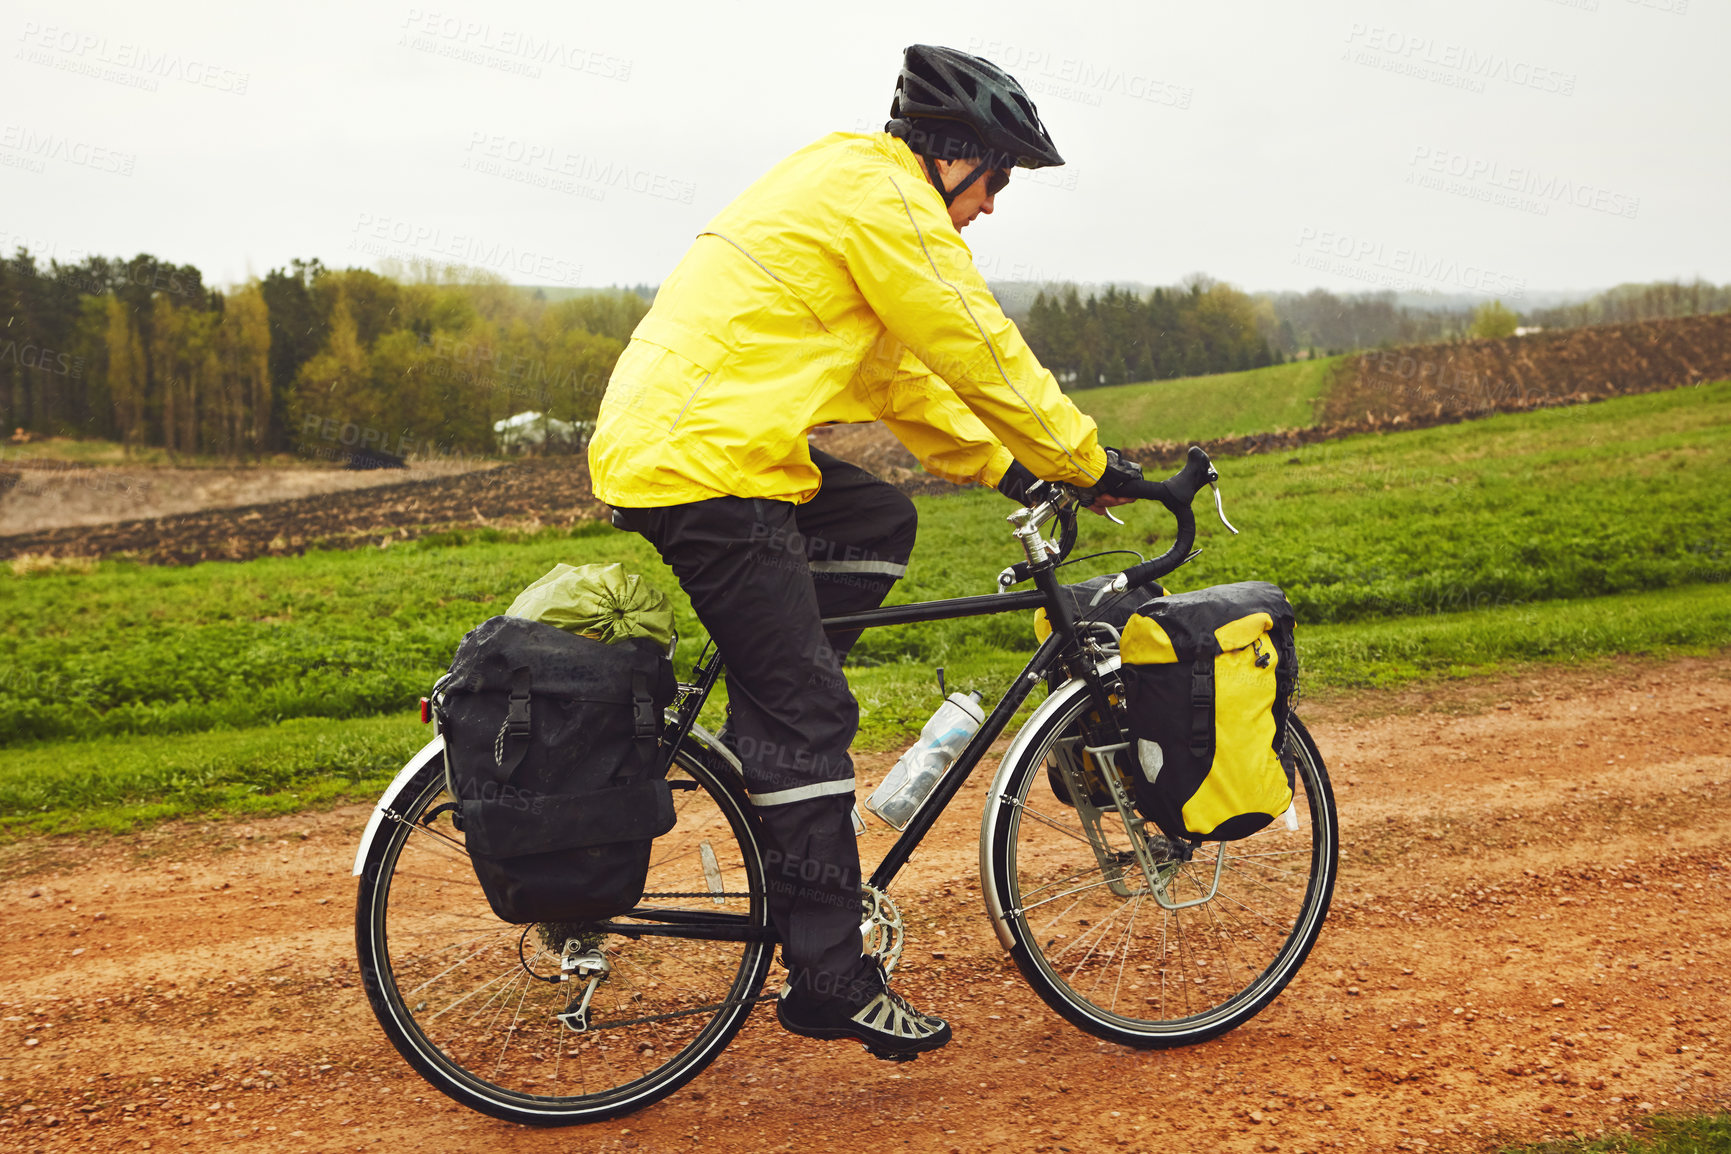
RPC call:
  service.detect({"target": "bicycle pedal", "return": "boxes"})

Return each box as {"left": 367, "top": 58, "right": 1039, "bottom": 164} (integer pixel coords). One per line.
{"left": 865, "top": 1047, "right": 920, "bottom": 1063}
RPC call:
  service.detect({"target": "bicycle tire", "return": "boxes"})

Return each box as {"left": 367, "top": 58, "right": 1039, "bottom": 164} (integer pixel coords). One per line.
{"left": 355, "top": 740, "right": 771, "bottom": 1125}
{"left": 985, "top": 690, "right": 1337, "bottom": 1048}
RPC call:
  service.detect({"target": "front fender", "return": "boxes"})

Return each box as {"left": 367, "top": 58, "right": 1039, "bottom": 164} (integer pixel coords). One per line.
{"left": 352, "top": 734, "right": 445, "bottom": 876}
{"left": 977, "top": 666, "right": 1111, "bottom": 951}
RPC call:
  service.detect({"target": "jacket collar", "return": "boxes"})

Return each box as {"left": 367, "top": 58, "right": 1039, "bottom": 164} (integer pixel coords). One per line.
{"left": 875, "top": 131, "right": 933, "bottom": 184}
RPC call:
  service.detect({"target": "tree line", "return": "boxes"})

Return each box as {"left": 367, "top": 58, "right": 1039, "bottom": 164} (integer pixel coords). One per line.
{"left": 7, "top": 243, "right": 1724, "bottom": 459}
{"left": 1011, "top": 278, "right": 1731, "bottom": 391}
{"left": 1022, "top": 281, "right": 1282, "bottom": 389}
{"left": 1256, "top": 289, "right": 1470, "bottom": 355}
{"left": 1525, "top": 280, "right": 1731, "bottom": 331}
{"left": 1015, "top": 281, "right": 1490, "bottom": 389}
{"left": 0, "top": 250, "right": 648, "bottom": 461}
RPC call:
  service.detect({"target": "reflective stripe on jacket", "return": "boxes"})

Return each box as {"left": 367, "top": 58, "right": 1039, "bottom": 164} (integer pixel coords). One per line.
{"left": 588, "top": 131, "right": 1108, "bottom": 507}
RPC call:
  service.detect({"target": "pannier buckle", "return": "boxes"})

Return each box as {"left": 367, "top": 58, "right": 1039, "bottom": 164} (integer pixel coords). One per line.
{"left": 631, "top": 672, "right": 656, "bottom": 740}
{"left": 496, "top": 668, "right": 534, "bottom": 769}
{"left": 505, "top": 692, "right": 531, "bottom": 737}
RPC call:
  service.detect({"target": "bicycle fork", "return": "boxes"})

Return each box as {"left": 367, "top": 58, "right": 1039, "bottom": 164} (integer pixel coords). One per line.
{"left": 1053, "top": 689, "right": 1229, "bottom": 913}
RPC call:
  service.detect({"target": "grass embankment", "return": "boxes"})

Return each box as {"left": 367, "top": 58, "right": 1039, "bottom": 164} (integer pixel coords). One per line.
{"left": 1503, "top": 1111, "right": 1731, "bottom": 1153}
{"left": 2, "top": 380, "right": 1728, "bottom": 837}
{"left": 1072, "top": 356, "right": 1342, "bottom": 445}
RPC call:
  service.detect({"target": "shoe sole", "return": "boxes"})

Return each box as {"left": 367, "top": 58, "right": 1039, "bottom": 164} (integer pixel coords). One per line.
{"left": 775, "top": 1002, "right": 951, "bottom": 1056}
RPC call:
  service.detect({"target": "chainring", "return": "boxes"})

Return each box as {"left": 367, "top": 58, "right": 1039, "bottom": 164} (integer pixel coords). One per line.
{"left": 860, "top": 883, "right": 905, "bottom": 979}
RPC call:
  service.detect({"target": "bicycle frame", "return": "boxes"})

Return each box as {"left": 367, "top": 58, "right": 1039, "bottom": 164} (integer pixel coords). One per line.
{"left": 654, "top": 505, "right": 1125, "bottom": 909}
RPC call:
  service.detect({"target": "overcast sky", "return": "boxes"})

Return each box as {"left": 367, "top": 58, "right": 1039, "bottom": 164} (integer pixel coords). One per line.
{"left": 3, "top": 0, "right": 1723, "bottom": 304}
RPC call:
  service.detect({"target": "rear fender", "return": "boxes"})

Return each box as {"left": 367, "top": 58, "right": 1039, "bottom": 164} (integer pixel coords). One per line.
{"left": 350, "top": 719, "right": 744, "bottom": 877}
{"left": 351, "top": 735, "right": 445, "bottom": 876}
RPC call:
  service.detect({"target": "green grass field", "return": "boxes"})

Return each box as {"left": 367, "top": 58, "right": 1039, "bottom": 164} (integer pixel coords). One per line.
{"left": 1070, "top": 356, "right": 1343, "bottom": 445}
{"left": 2, "top": 379, "right": 1728, "bottom": 838}
{"left": 1501, "top": 1112, "right": 1731, "bottom": 1154}
{"left": 0, "top": 437, "right": 328, "bottom": 469}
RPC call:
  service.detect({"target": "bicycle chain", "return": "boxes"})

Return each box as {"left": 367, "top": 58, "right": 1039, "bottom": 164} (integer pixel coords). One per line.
{"left": 587, "top": 992, "right": 780, "bottom": 1032}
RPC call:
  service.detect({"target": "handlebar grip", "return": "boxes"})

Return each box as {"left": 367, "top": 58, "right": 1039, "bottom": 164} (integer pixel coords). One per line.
{"left": 1119, "top": 446, "right": 1216, "bottom": 588}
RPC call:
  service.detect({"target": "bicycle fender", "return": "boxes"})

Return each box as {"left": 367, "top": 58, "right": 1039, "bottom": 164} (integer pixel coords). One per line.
{"left": 978, "top": 674, "right": 1100, "bottom": 951}
{"left": 349, "top": 720, "right": 742, "bottom": 878}
{"left": 352, "top": 734, "right": 446, "bottom": 876}
{"left": 682, "top": 720, "right": 742, "bottom": 774}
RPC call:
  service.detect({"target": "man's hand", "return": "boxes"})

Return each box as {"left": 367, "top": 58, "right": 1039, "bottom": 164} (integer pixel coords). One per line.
{"left": 1000, "top": 456, "right": 1140, "bottom": 516}
{"left": 1078, "top": 448, "right": 1143, "bottom": 510}
{"left": 1084, "top": 494, "right": 1136, "bottom": 517}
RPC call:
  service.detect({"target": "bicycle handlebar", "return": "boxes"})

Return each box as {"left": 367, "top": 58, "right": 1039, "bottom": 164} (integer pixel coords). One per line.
{"left": 996, "top": 445, "right": 1220, "bottom": 592}
{"left": 1116, "top": 445, "right": 1218, "bottom": 589}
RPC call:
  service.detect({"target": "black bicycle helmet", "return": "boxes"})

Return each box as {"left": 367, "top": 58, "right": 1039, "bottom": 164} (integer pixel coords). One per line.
{"left": 890, "top": 44, "right": 1065, "bottom": 171}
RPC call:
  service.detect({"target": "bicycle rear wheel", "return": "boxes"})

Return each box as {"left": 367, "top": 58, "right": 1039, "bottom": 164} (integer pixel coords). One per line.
{"left": 985, "top": 686, "right": 1337, "bottom": 1048}
{"left": 355, "top": 741, "right": 771, "bottom": 1125}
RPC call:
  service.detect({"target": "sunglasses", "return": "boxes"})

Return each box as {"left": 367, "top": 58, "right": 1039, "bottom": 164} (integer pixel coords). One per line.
{"left": 985, "top": 168, "right": 1011, "bottom": 196}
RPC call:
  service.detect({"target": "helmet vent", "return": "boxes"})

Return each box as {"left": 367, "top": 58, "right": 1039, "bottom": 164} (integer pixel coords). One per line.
{"left": 889, "top": 44, "right": 1065, "bottom": 170}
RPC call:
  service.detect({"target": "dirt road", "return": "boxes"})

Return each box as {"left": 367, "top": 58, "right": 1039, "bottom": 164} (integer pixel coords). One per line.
{"left": 2, "top": 658, "right": 1727, "bottom": 1153}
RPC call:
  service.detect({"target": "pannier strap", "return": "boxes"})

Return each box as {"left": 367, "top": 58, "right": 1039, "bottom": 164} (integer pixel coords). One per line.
{"left": 1189, "top": 656, "right": 1215, "bottom": 761}
{"left": 494, "top": 666, "right": 534, "bottom": 773}
{"left": 461, "top": 778, "right": 677, "bottom": 857}
{"left": 631, "top": 670, "right": 656, "bottom": 742}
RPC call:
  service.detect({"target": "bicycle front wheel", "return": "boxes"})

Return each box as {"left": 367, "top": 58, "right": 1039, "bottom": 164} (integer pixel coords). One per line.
{"left": 355, "top": 741, "right": 772, "bottom": 1125}
{"left": 985, "top": 686, "right": 1337, "bottom": 1048}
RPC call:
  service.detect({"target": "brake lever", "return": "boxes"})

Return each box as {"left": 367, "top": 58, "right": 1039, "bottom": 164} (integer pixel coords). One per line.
{"left": 1101, "top": 507, "right": 1125, "bottom": 526}
{"left": 1210, "top": 482, "right": 1239, "bottom": 535}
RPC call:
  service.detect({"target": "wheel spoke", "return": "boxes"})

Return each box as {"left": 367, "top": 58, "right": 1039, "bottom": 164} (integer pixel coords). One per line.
{"left": 1019, "top": 867, "right": 1125, "bottom": 909}
{"left": 356, "top": 745, "right": 772, "bottom": 1123}
{"left": 996, "top": 696, "right": 1337, "bottom": 1045}
{"left": 1012, "top": 798, "right": 1100, "bottom": 847}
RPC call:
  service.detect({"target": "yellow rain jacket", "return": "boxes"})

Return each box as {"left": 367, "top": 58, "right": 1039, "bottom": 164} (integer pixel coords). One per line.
{"left": 588, "top": 131, "right": 1108, "bottom": 507}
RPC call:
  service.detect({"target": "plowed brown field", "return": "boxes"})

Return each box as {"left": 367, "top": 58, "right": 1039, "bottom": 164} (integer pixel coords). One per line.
{"left": 0, "top": 459, "right": 602, "bottom": 566}
{"left": 0, "top": 459, "right": 492, "bottom": 538}
{"left": 2, "top": 658, "right": 1727, "bottom": 1153}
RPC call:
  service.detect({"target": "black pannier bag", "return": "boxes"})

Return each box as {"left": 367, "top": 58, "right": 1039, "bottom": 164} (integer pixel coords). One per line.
{"left": 1117, "top": 582, "right": 1298, "bottom": 843}
{"left": 437, "top": 615, "right": 678, "bottom": 923}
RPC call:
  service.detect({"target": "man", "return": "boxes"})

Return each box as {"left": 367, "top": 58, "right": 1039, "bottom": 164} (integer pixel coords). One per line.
{"left": 589, "top": 44, "right": 1143, "bottom": 1057}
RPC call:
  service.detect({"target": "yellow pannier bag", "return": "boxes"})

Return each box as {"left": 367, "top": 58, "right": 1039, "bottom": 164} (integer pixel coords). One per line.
{"left": 1118, "top": 582, "right": 1298, "bottom": 842}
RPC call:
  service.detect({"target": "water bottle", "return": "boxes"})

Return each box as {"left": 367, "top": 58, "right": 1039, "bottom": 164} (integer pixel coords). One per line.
{"left": 865, "top": 691, "right": 984, "bottom": 830}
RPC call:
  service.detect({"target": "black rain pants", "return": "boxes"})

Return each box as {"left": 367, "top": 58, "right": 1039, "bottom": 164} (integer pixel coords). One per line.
{"left": 612, "top": 448, "right": 918, "bottom": 1000}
